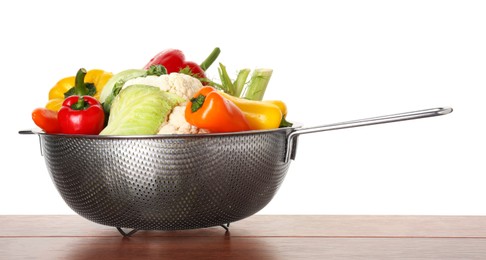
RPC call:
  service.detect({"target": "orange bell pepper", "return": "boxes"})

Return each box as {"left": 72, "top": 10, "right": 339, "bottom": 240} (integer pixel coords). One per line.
{"left": 185, "top": 86, "right": 250, "bottom": 133}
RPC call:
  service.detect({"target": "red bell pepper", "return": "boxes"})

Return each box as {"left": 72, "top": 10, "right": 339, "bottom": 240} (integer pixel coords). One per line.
{"left": 143, "top": 47, "right": 220, "bottom": 82}
{"left": 57, "top": 68, "right": 105, "bottom": 135}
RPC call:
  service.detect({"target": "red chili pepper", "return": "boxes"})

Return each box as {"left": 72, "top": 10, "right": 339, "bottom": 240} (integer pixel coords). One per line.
{"left": 31, "top": 107, "right": 61, "bottom": 134}
{"left": 143, "top": 47, "right": 220, "bottom": 81}
{"left": 57, "top": 68, "right": 105, "bottom": 135}
{"left": 185, "top": 86, "right": 251, "bottom": 133}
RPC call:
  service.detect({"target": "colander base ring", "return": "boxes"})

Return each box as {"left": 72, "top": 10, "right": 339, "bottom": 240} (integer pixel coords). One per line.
{"left": 115, "top": 222, "right": 231, "bottom": 237}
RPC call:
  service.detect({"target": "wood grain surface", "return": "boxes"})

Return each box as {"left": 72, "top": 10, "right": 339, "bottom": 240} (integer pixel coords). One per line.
{"left": 1, "top": 215, "right": 486, "bottom": 259}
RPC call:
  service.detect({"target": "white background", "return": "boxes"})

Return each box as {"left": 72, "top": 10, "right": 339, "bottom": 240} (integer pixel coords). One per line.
{"left": 1, "top": 0, "right": 485, "bottom": 215}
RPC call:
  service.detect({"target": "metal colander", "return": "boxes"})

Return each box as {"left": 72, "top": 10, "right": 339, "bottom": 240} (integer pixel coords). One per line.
{"left": 20, "top": 107, "right": 452, "bottom": 233}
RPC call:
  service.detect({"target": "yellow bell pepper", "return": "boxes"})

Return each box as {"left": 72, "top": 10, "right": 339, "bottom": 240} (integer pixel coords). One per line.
{"left": 46, "top": 69, "right": 113, "bottom": 111}
{"left": 264, "top": 100, "right": 288, "bottom": 117}
{"left": 220, "top": 92, "right": 284, "bottom": 130}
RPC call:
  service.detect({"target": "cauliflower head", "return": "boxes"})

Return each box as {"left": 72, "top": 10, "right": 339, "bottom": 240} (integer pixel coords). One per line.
{"left": 158, "top": 105, "right": 209, "bottom": 134}
{"left": 123, "top": 73, "right": 203, "bottom": 101}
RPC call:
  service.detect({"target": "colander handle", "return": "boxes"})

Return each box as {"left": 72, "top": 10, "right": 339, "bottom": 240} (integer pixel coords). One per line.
{"left": 19, "top": 130, "right": 36, "bottom": 135}
{"left": 285, "top": 107, "right": 453, "bottom": 162}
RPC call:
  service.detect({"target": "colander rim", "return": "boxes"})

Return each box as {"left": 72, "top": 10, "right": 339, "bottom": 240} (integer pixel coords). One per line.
{"left": 23, "top": 123, "right": 303, "bottom": 139}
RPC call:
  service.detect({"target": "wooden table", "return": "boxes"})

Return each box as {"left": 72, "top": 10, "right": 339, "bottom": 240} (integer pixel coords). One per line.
{"left": 1, "top": 215, "right": 486, "bottom": 259}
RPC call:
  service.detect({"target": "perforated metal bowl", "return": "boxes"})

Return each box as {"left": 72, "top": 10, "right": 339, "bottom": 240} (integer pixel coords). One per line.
{"left": 20, "top": 107, "right": 451, "bottom": 233}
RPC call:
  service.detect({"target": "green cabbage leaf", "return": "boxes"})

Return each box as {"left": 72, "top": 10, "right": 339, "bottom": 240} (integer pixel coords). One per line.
{"left": 100, "top": 84, "right": 183, "bottom": 135}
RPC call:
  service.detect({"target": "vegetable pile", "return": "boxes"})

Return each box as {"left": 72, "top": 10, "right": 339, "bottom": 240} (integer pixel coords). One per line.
{"left": 31, "top": 47, "right": 291, "bottom": 135}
